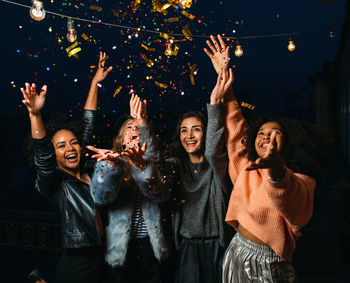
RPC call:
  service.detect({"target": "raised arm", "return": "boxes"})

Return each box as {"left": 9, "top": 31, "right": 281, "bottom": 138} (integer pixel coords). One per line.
{"left": 205, "top": 70, "right": 234, "bottom": 194}
{"left": 21, "top": 83, "right": 59, "bottom": 196}
{"left": 84, "top": 51, "right": 112, "bottom": 110}
{"left": 21, "top": 83, "right": 47, "bottom": 139}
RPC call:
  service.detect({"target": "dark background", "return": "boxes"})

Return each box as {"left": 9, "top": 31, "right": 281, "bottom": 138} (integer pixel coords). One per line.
{"left": 0, "top": 0, "right": 349, "bottom": 282}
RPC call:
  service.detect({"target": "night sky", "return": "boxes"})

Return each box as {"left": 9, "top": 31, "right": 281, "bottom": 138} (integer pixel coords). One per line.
{"left": 0, "top": 0, "right": 347, "bottom": 118}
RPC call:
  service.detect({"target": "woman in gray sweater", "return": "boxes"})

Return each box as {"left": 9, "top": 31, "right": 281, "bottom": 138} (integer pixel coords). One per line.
{"left": 165, "top": 71, "right": 234, "bottom": 283}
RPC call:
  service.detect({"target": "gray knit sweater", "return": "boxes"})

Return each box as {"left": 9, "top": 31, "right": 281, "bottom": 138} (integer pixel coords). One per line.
{"left": 166, "top": 103, "right": 233, "bottom": 249}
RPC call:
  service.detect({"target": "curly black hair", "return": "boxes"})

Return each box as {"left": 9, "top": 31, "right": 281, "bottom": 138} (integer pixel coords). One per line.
{"left": 25, "top": 113, "right": 84, "bottom": 166}
{"left": 245, "top": 115, "right": 333, "bottom": 182}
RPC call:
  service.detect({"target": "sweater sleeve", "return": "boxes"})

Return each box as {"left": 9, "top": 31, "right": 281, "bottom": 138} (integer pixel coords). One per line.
{"left": 90, "top": 160, "right": 124, "bottom": 206}
{"left": 224, "top": 100, "right": 250, "bottom": 184}
{"left": 264, "top": 168, "right": 316, "bottom": 234}
{"left": 204, "top": 103, "right": 230, "bottom": 195}
{"left": 131, "top": 160, "right": 171, "bottom": 203}
{"left": 33, "top": 136, "right": 60, "bottom": 197}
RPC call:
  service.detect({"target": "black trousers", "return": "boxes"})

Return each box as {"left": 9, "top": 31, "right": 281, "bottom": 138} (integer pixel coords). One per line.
{"left": 106, "top": 237, "right": 162, "bottom": 283}
{"left": 55, "top": 247, "right": 104, "bottom": 283}
{"left": 175, "top": 237, "right": 225, "bottom": 283}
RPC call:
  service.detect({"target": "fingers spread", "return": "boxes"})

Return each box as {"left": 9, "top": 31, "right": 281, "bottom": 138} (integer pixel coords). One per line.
{"left": 217, "top": 34, "right": 226, "bottom": 50}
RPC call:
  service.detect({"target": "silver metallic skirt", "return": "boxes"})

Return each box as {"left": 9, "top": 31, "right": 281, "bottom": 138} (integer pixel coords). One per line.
{"left": 222, "top": 232, "right": 297, "bottom": 283}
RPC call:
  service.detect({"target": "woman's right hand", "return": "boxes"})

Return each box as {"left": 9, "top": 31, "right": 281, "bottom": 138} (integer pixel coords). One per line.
{"left": 204, "top": 34, "right": 230, "bottom": 74}
{"left": 21, "top": 83, "right": 47, "bottom": 115}
{"left": 87, "top": 145, "right": 120, "bottom": 163}
{"left": 130, "top": 93, "right": 148, "bottom": 126}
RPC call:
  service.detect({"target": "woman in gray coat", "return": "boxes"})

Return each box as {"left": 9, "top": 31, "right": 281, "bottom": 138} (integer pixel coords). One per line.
{"left": 89, "top": 94, "right": 171, "bottom": 283}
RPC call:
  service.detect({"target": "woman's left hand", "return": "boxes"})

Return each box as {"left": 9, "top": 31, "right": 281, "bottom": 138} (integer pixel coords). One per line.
{"left": 92, "top": 52, "right": 113, "bottom": 84}
{"left": 246, "top": 132, "right": 286, "bottom": 178}
{"left": 121, "top": 142, "right": 147, "bottom": 169}
{"left": 87, "top": 145, "right": 120, "bottom": 162}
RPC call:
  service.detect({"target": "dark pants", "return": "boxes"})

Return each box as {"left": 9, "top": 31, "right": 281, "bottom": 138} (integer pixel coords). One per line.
{"left": 55, "top": 247, "right": 104, "bottom": 283}
{"left": 175, "top": 237, "right": 225, "bottom": 283}
{"left": 106, "top": 237, "right": 162, "bottom": 283}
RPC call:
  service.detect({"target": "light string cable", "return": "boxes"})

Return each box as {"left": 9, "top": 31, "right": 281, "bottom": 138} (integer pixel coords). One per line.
{"left": 0, "top": 0, "right": 303, "bottom": 40}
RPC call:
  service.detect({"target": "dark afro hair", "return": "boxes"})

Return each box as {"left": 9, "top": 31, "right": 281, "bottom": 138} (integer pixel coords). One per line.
{"left": 245, "top": 115, "right": 334, "bottom": 182}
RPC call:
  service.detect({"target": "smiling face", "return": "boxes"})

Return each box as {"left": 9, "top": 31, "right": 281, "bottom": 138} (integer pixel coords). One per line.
{"left": 180, "top": 117, "right": 204, "bottom": 161}
{"left": 52, "top": 129, "right": 81, "bottom": 173}
{"left": 122, "top": 119, "right": 140, "bottom": 150}
{"left": 254, "top": 121, "right": 284, "bottom": 158}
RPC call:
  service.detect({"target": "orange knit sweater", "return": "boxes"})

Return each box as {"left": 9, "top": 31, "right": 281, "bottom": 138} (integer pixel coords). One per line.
{"left": 224, "top": 100, "right": 316, "bottom": 262}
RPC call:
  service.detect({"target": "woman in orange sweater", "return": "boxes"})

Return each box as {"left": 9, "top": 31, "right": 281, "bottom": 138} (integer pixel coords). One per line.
{"left": 205, "top": 35, "right": 331, "bottom": 282}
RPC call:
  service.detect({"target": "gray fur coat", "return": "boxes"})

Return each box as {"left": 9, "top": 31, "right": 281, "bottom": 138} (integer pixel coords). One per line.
{"left": 90, "top": 125, "right": 170, "bottom": 267}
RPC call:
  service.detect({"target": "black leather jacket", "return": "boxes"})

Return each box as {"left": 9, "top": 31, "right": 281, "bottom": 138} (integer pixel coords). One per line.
{"left": 33, "top": 110, "right": 101, "bottom": 249}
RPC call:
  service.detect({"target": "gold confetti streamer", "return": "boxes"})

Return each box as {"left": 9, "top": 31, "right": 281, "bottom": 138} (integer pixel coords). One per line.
{"left": 189, "top": 63, "right": 197, "bottom": 85}
{"left": 141, "top": 53, "right": 154, "bottom": 67}
{"left": 182, "top": 25, "right": 193, "bottom": 41}
{"left": 90, "top": 5, "right": 102, "bottom": 12}
{"left": 159, "top": 32, "right": 174, "bottom": 41}
{"left": 164, "top": 17, "right": 179, "bottom": 23}
{"left": 181, "top": 10, "right": 195, "bottom": 20}
{"left": 240, "top": 101, "right": 255, "bottom": 110}
{"left": 155, "top": 81, "right": 168, "bottom": 88}
{"left": 113, "top": 86, "right": 123, "bottom": 97}
{"left": 141, "top": 43, "right": 156, "bottom": 52}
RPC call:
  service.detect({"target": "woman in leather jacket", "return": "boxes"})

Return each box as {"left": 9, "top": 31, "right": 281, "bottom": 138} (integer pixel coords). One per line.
{"left": 20, "top": 52, "right": 112, "bottom": 283}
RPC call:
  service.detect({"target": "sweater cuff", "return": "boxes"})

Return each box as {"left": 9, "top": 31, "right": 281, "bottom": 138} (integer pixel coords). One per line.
{"left": 267, "top": 167, "right": 291, "bottom": 188}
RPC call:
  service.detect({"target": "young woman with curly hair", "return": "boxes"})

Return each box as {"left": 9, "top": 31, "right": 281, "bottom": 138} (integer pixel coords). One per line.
{"left": 205, "top": 35, "right": 331, "bottom": 282}
{"left": 20, "top": 52, "right": 112, "bottom": 283}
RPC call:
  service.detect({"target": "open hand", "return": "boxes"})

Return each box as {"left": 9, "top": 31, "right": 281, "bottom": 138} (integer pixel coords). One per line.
{"left": 130, "top": 93, "right": 148, "bottom": 126}
{"left": 204, "top": 35, "right": 230, "bottom": 74}
{"left": 121, "top": 142, "right": 147, "bottom": 169}
{"left": 87, "top": 145, "right": 120, "bottom": 163}
{"left": 92, "top": 51, "right": 113, "bottom": 84}
{"left": 246, "top": 131, "right": 284, "bottom": 172}
{"left": 21, "top": 83, "right": 47, "bottom": 115}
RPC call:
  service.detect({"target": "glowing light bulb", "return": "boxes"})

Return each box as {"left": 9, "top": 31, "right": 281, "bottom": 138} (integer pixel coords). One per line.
{"left": 234, "top": 40, "right": 243, "bottom": 57}
{"left": 29, "top": 0, "right": 45, "bottom": 21}
{"left": 287, "top": 35, "right": 295, "bottom": 52}
{"left": 66, "top": 17, "right": 77, "bottom": 43}
{"left": 178, "top": 0, "right": 193, "bottom": 9}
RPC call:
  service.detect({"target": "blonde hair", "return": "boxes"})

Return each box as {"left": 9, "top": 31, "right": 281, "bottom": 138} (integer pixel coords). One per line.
{"left": 111, "top": 118, "right": 135, "bottom": 183}
{"left": 112, "top": 118, "right": 135, "bottom": 153}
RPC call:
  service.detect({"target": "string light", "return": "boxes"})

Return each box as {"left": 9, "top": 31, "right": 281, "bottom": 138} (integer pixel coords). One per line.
{"left": 234, "top": 39, "right": 243, "bottom": 57}
{"left": 0, "top": 0, "right": 335, "bottom": 55}
{"left": 29, "top": 0, "right": 45, "bottom": 21}
{"left": 66, "top": 17, "right": 77, "bottom": 43}
{"left": 287, "top": 35, "right": 295, "bottom": 52}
